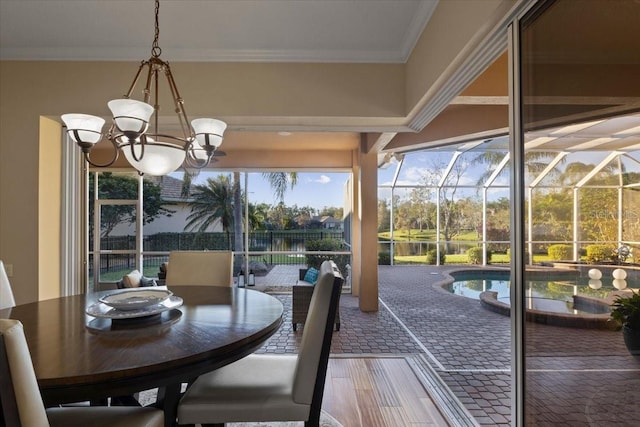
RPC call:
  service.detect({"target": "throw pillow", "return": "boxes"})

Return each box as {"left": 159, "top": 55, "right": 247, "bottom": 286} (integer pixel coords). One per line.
{"left": 303, "top": 267, "right": 319, "bottom": 285}
{"left": 121, "top": 269, "right": 142, "bottom": 288}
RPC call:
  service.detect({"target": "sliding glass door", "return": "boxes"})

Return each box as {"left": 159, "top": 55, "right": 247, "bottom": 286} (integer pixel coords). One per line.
{"left": 514, "top": 0, "right": 640, "bottom": 424}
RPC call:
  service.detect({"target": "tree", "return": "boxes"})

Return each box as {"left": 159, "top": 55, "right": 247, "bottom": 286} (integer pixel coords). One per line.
{"left": 248, "top": 203, "right": 270, "bottom": 231}
{"left": 319, "top": 206, "right": 343, "bottom": 219}
{"left": 296, "top": 206, "right": 317, "bottom": 229}
{"left": 472, "top": 151, "right": 565, "bottom": 186}
{"left": 263, "top": 172, "right": 298, "bottom": 203}
{"left": 394, "top": 198, "right": 413, "bottom": 238}
{"left": 486, "top": 197, "right": 511, "bottom": 251}
{"left": 233, "top": 172, "right": 298, "bottom": 271}
{"left": 420, "top": 159, "right": 466, "bottom": 253}
{"left": 377, "top": 199, "right": 391, "bottom": 232}
{"left": 89, "top": 172, "right": 172, "bottom": 239}
{"left": 233, "top": 172, "right": 243, "bottom": 271}
{"left": 267, "top": 203, "right": 297, "bottom": 230}
{"left": 409, "top": 186, "right": 433, "bottom": 231}
{"left": 184, "top": 175, "right": 234, "bottom": 246}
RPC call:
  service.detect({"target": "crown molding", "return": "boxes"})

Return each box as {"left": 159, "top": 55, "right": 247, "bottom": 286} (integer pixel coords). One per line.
{"left": 406, "top": 0, "right": 529, "bottom": 132}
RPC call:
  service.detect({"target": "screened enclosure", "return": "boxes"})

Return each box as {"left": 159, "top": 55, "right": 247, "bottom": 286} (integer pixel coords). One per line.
{"left": 378, "top": 113, "right": 640, "bottom": 267}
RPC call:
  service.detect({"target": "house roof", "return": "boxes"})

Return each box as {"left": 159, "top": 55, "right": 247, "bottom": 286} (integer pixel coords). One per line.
{"left": 145, "top": 175, "right": 191, "bottom": 202}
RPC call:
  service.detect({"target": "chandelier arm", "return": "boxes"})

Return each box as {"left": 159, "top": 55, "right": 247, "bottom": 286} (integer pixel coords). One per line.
{"left": 143, "top": 60, "right": 155, "bottom": 106}
{"left": 67, "top": 128, "right": 102, "bottom": 146}
{"left": 184, "top": 150, "right": 213, "bottom": 170}
{"left": 163, "top": 63, "right": 194, "bottom": 141}
{"left": 82, "top": 138, "right": 120, "bottom": 168}
{"left": 126, "top": 135, "right": 147, "bottom": 162}
{"left": 152, "top": 66, "right": 161, "bottom": 136}
{"left": 201, "top": 133, "right": 224, "bottom": 152}
{"left": 123, "top": 61, "right": 148, "bottom": 99}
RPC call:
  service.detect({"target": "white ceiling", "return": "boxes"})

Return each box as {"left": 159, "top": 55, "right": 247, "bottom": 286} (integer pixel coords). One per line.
{"left": 0, "top": 0, "right": 438, "bottom": 63}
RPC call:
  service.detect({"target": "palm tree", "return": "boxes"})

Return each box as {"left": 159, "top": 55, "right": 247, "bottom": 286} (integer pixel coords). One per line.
{"left": 263, "top": 172, "right": 298, "bottom": 203}
{"left": 184, "top": 175, "right": 234, "bottom": 247}
{"left": 472, "top": 150, "right": 566, "bottom": 186}
{"left": 248, "top": 203, "right": 268, "bottom": 231}
{"left": 182, "top": 171, "right": 298, "bottom": 274}
{"left": 233, "top": 172, "right": 297, "bottom": 273}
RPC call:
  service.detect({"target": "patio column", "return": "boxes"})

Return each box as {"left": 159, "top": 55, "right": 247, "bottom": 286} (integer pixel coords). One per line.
{"left": 358, "top": 140, "right": 379, "bottom": 312}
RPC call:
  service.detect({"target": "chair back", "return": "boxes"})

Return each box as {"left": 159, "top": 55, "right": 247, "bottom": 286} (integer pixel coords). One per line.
{"left": 165, "top": 251, "right": 233, "bottom": 287}
{"left": 292, "top": 260, "right": 343, "bottom": 409}
{"left": 0, "top": 261, "right": 16, "bottom": 310}
{"left": 0, "top": 319, "right": 50, "bottom": 427}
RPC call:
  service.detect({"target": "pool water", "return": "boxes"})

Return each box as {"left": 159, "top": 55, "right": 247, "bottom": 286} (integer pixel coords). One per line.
{"left": 448, "top": 273, "right": 635, "bottom": 315}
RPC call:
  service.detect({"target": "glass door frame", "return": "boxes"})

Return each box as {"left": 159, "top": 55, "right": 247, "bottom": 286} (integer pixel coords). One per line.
{"left": 90, "top": 171, "right": 143, "bottom": 292}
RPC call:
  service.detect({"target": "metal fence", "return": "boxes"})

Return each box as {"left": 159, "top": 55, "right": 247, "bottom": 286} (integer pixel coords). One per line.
{"left": 90, "top": 230, "right": 346, "bottom": 277}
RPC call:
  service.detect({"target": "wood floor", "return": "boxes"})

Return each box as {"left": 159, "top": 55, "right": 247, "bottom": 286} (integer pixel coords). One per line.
{"left": 321, "top": 357, "right": 449, "bottom": 427}
{"left": 141, "top": 356, "right": 449, "bottom": 427}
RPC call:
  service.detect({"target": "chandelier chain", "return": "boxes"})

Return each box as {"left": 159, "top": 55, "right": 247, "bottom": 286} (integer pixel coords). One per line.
{"left": 151, "top": 0, "right": 162, "bottom": 58}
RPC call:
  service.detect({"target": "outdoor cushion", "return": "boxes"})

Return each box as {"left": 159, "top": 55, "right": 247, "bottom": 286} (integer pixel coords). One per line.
{"left": 117, "top": 271, "right": 157, "bottom": 289}
{"left": 303, "top": 267, "right": 319, "bottom": 285}
{"left": 121, "top": 270, "right": 142, "bottom": 288}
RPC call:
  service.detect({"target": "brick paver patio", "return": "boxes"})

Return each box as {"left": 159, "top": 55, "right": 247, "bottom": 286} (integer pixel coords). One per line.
{"left": 255, "top": 264, "right": 640, "bottom": 426}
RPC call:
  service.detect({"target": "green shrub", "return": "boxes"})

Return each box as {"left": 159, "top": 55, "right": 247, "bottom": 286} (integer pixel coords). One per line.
{"left": 548, "top": 244, "right": 573, "bottom": 261}
{"left": 425, "top": 249, "right": 445, "bottom": 265}
{"left": 378, "top": 252, "right": 391, "bottom": 265}
{"left": 506, "top": 248, "right": 530, "bottom": 264}
{"left": 585, "top": 244, "right": 615, "bottom": 264}
{"left": 467, "top": 247, "right": 492, "bottom": 264}
{"left": 305, "top": 239, "right": 349, "bottom": 275}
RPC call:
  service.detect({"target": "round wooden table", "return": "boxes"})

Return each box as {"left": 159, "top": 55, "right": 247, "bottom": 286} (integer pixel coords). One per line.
{"left": 2, "top": 286, "right": 283, "bottom": 426}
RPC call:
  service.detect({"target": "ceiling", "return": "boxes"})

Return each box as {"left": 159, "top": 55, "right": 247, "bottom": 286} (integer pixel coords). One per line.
{"left": 0, "top": 0, "right": 437, "bottom": 63}
{"left": 3, "top": 0, "right": 637, "bottom": 159}
{"left": 0, "top": 0, "right": 441, "bottom": 156}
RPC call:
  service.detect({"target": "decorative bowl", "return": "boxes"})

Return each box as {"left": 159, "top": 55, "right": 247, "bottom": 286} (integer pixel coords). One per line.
{"left": 98, "top": 289, "right": 173, "bottom": 311}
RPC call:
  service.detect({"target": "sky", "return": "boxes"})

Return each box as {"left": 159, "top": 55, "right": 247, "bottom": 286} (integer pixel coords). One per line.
{"left": 171, "top": 171, "right": 351, "bottom": 211}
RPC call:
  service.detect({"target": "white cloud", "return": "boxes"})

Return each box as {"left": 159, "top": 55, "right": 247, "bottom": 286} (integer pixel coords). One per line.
{"left": 401, "top": 166, "right": 428, "bottom": 183}
{"left": 314, "top": 175, "right": 331, "bottom": 184}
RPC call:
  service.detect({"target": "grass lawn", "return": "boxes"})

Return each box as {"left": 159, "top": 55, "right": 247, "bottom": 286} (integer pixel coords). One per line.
{"left": 378, "top": 229, "right": 478, "bottom": 241}
{"left": 394, "top": 253, "right": 551, "bottom": 265}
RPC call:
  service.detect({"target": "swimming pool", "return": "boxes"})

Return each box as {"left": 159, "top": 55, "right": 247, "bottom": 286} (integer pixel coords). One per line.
{"left": 447, "top": 270, "right": 637, "bottom": 315}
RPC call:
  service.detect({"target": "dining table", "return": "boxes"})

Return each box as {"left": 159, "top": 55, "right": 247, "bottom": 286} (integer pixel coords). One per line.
{"left": 0, "top": 285, "right": 284, "bottom": 427}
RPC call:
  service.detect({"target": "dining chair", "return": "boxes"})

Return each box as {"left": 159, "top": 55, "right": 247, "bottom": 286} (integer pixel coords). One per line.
{"left": 165, "top": 251, "right": 234, "bottom": 287}
{"left": 177, "top": 260, "right": 343, "bottom": 427}
{"left": 0, "top": 319, "right": 164, "bottom": 427}
{"left": 0, "top": 261, "right": 16, "bottom": 311}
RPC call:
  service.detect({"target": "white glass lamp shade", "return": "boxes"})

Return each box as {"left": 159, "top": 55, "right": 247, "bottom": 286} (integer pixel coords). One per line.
{"left": 122, "top": 142, "right": 186, "bottom": 176}
{"left": 108, "top": 99, "right": 154, "bottom": 135}
{"left": 191, "top": 118, "right": 227, "bottom": 148}
{"left": 588, "top": 268, "right": 602, "bottom": 280}
{"left": 61, "top": 114, "right": 105, "bottom": 144}
{"left": 612, "top": 268, "right": 627, "bottom": 280}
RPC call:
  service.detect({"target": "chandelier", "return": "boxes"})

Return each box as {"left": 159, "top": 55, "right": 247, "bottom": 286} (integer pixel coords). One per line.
{"left": 61, "top": 0, "right": 226, "bottom": 176}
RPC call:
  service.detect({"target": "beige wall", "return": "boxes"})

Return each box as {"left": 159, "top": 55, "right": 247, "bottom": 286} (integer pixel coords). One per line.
{"left": 0, "top": 61, "right": 402, "bottom": 304}
{"left": 0, "top": 1, "right": 510, "bottom": 305}
{"left": 38, "top": 117, "right": 62, "bottom": 301}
